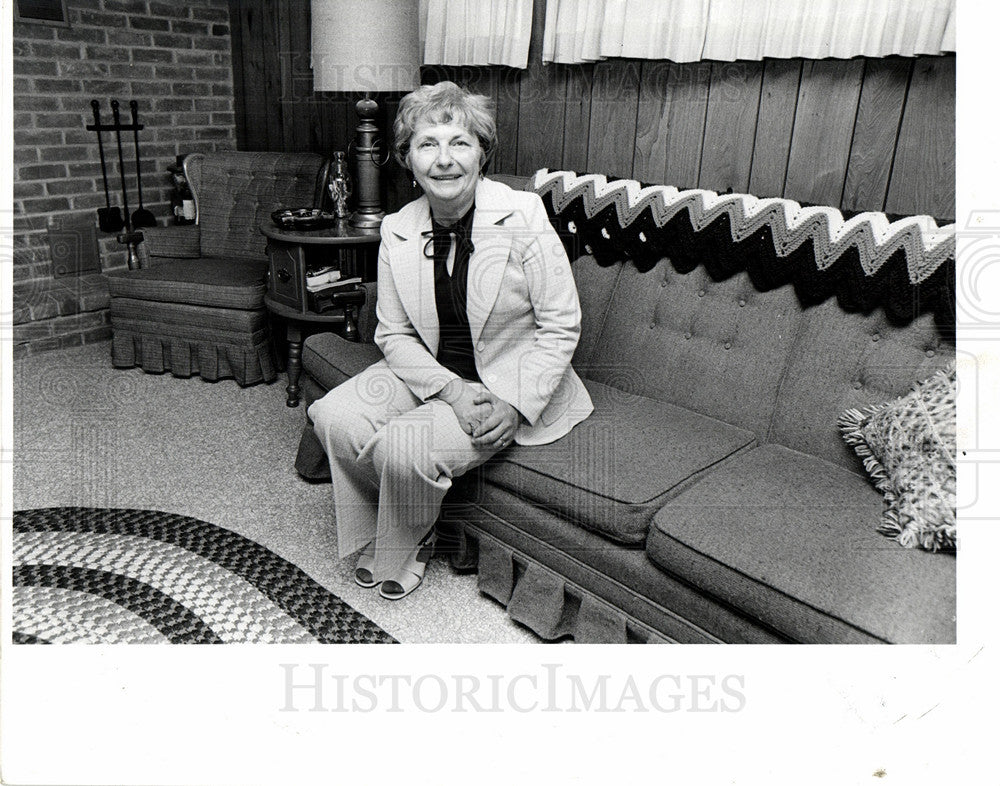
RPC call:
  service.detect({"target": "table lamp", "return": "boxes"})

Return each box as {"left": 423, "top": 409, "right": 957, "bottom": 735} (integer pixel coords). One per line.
{"left": 311, "top": 0, "right": 421, "bottom": 228}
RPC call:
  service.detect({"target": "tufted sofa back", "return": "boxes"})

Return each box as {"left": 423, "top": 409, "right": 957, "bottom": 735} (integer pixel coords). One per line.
{"left": 184, "top": 151, "right": 327, "bottom": 261}
{"left": 769, "top": 301, "right": 952, "bottom": 469}
{"left": 582, "top": 258, "right": 805, "bottom": 439}
{"left": 576, "top": 253, "right": 954, "bottom": 470}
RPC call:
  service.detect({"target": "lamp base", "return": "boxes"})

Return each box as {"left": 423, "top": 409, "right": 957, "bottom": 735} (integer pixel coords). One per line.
{"left": 349, "top": 209, "right": 385, "bottom": 229}
{"left": 350, "top": 95, "right": 385, "bottom": 231}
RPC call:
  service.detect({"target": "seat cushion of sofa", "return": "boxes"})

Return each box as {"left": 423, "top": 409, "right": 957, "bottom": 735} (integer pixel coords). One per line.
{"left": 482, "top": 379, "right": 756, "bottom": 545}
{"left": 302, "top": 332, "right": 384, "bottom": 391}
{"left": 106, "top": 257, "right": 268, "bottom": 310}
{"left": 646, "top": 444, "right": 956, "bottom": 643}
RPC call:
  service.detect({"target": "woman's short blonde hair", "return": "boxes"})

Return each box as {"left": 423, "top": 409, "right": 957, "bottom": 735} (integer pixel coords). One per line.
{"left": 393, "top": 81, "right": 497, "bottom": 172}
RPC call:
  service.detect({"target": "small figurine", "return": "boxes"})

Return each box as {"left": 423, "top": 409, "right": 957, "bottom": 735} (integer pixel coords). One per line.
{"left": 327, "top": 151, "right": 353, "bottom": 218}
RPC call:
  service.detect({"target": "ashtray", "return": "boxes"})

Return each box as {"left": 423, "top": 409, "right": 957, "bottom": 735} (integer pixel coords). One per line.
{"left": 271, "top": 208, "right": 338, "bottom": 231}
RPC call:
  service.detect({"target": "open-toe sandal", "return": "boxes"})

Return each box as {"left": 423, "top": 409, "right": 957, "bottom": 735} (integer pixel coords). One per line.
{"left": 354, "top": 542, "right": 378, "bottom": 588}
{"left": 379, "top": 533, "right": 436, "bottom": 601}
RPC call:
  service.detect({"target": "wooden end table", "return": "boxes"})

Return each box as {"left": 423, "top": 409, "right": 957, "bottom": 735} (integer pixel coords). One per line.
{"left": 264, "top": 294, "right": 362, "bottom": 407}
{"left": 261, "top": 221, "right": 380, "bottom": 407}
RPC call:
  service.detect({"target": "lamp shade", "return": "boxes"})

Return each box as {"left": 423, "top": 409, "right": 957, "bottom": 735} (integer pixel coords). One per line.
{"left": 311, "top": 0, "right": 421, "bottom": 92}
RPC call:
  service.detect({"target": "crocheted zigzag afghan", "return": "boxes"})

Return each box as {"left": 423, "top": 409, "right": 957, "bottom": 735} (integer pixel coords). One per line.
{"left": 531, "top": 170, "right": 955, "bottom": 334}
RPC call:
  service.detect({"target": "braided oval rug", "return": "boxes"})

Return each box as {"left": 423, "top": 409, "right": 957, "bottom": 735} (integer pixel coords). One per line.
{"left": 12, "top": 507, "right": 396, "bottom": 645}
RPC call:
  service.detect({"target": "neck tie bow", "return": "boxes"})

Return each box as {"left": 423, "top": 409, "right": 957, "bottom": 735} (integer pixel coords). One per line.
{"left": 423, "top": 217, "right": 475, "bottom": 259}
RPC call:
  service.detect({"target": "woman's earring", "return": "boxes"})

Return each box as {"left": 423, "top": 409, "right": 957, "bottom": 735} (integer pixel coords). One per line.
{"left": 412, "top": 179, "right": 417, "bottom": 188}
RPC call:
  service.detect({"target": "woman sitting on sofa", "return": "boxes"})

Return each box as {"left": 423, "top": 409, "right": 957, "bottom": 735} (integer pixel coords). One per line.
{"left": 308, "top": 81, "right": 593, "bottom": 599}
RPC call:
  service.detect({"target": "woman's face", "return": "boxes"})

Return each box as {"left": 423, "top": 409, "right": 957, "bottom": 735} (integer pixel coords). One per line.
{"left": 407, "top": 119, "right": 482, "bottom": 217}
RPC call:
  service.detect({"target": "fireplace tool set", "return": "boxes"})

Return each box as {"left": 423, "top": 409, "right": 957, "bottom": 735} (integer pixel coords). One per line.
{"left": 87, "top": 99, "right": 157, "bottom": 269}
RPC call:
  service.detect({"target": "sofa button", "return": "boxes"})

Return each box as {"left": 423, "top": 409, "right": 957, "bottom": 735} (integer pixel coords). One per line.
{"left": 649, "top": 321, "right": 656, "bottom": 329}
{"left": 872, "top": 332, "right": 880, "bottom": 342}
{"left": 660, "top": 280, "right": 667, "bottom": 288}
{"left": 852, "top": 381, "right": 863, "bottom": 390}
{"left": 926, "top": 349, "right": 935, "bottom": 357}
{"left": 684, "top": 331, "right": 692, "bottom": 340}
{"left": 724, "top": 341, "right": 732, "bottom": 350}
{"left": 738, "top": 298, "right": 746, "bottom": 307}
{"left": 697, "top": 289, "right": 705, "bottom": 297}
{"left": 477, "top": 342, "right": 485, "bottom": 352}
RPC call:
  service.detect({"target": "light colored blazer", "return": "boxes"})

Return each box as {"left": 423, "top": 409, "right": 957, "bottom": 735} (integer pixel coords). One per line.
{"left": 374, "top": 177, "right": 593, "bottom": 445}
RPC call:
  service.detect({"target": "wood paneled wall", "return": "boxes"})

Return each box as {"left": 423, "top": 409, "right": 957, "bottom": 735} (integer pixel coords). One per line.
{"left": 229, "top": 0, "right": 955, "bottom": 220}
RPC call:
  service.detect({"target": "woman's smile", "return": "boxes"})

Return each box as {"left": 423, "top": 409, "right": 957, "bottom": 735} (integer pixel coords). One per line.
{"left": 408, "top": 119, "right": 483, "bottom": 219}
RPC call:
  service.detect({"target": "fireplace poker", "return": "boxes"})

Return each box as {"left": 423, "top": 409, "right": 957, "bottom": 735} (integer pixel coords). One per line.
{"left": 111, "top": 99, "right": 143, "bottom": 269}
{"left": 110, "top": 100, "right": 133, "bottom": 232}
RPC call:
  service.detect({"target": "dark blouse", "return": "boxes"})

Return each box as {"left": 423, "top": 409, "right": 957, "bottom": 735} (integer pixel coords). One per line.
{"left": 430, "top": 204, "right": 480, "bottom": 383}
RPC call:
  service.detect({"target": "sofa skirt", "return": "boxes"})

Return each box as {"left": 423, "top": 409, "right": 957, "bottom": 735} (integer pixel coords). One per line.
{"left": 465, "top": 526, "right": 671, "bottom": 643}
{"left": 443, "top": 482, "right": 789, "bottom": 644}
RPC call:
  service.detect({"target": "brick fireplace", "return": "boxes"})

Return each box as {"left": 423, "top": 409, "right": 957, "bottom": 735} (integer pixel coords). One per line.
{"left": 12, "top": 0, "right": 238, "bottom": 358}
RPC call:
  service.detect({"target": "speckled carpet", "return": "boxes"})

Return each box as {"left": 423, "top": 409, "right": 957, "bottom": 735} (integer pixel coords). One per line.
{"left": 13, "top": 342, "right": 539, "bottom": 644}
{"left": 12, "top": 507, "right": 396, "bottom": 644}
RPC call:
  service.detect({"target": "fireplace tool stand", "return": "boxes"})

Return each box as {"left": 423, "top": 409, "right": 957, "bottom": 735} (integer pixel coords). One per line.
{"left": 86, "top": 98, "right": 150, "bottom": 270}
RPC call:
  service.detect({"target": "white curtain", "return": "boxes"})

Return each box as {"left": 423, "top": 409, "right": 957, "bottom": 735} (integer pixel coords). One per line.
{"left": 542, "top": 0, "right": 956, "bottom": 63}
{"left": 542, "top": 0, "right": 710, "bottom": 62}
{"left": 702, "top": 0, "right": 956, "bottom": 60}
{"left": 421, "top": 0, "right": 534, "bottom": 68}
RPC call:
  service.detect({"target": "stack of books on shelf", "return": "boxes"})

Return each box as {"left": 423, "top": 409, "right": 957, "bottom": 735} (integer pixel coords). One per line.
{"left": 306, "top": 266, "right": 362, "bottom": 313}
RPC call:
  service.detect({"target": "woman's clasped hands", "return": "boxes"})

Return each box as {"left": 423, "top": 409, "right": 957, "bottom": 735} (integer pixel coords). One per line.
{"left": 437, "top": 379, "right": 521, "bottom": 450}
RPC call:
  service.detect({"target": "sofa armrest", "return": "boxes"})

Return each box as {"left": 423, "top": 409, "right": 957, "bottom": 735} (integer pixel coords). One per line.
{"left": 138, "top": 224, "right": 202, "bottom": 267}
{"left": 356, "top": 281, "right": 378, "bottom": 343}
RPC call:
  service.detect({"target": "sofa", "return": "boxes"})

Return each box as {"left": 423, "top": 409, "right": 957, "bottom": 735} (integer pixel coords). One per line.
{"left": 293, "top": 170, "right": 956, "bottom": 644}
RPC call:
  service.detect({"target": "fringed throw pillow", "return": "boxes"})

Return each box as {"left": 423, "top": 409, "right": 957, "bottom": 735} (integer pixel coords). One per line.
{"left": 839, "top": 365, "right": 956, "bottom": 552}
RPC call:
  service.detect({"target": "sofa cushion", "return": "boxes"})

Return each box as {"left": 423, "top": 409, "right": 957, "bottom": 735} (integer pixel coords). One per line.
{"left": 839, "top": 365, "right": 956, "bottom": 551}
{"left": 646, "top": 443, "right": 955, "bottom": 643}
{"left": 585, "top": 261, "right": 804, "bottom": 439}
{"left": 482, "top": 379, "right": 756, "bottom": 545}
{"left": 106, "top": 257, "right": 268, "bottom": 310}
{"left": 302, "top": 332, "right": 383, "bottom": 391}
{"left": 769, "top": 298, "right": 953, "bottom": 470}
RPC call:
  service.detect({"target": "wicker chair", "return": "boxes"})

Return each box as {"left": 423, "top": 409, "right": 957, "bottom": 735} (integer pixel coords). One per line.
{"left": 106, "top": 151, "right": 328, "bottom": 385}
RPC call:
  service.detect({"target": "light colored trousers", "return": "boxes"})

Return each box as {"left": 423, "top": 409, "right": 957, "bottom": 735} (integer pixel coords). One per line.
{"left": 308, "top": 360, "right": 502, "bottom": 581}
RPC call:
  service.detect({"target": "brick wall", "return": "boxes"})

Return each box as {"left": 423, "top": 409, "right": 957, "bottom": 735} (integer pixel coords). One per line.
{"left": 12, "top": 0, "right": 237, "bottom": 357}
